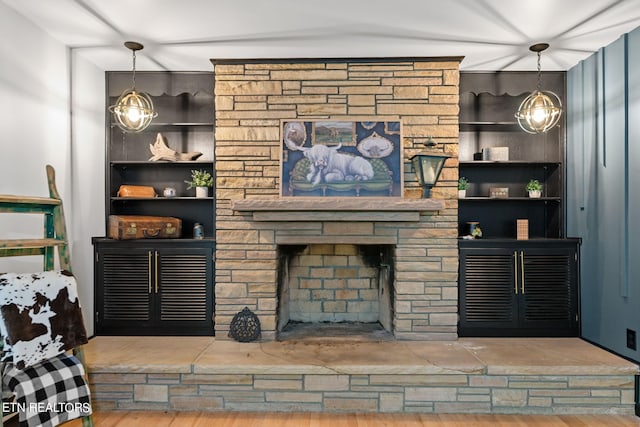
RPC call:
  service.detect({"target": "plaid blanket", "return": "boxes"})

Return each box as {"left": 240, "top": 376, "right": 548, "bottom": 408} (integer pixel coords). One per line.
{"left": 3, "top": 353, "right": 92, "bottom": 427}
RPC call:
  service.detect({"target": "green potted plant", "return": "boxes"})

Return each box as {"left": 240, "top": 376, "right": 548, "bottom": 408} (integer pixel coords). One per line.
{"left": 458, "top": 177, "right": 469, "bottom": 198}
{"left": 526, "top": 179, "right": 542, "bottom": 198}
{"left": 185, "top": 169, "right": 213, "bottom": 198}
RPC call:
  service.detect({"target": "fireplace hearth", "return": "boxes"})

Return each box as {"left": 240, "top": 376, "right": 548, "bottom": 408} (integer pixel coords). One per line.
{"left": 277, "top": 321, "right": 394, "bottom": 342}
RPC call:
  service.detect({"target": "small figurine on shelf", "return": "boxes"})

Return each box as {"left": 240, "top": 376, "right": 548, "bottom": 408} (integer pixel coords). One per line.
{"left": 185, "top": 169, "right": 213, "bottom": 198}
{"left": 526, "top": 179, "right": 542, "bottom": 198}
{"left": 462, "top": 221, "right": 482, "bottom": 240}
{"left": 193, "top": 223, "right": 204, "bottom": 239}
{"left": 458, "top": 177, "right": 469, "bottom": 198}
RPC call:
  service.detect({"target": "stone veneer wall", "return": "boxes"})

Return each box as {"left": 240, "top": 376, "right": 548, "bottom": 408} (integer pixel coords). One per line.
{"left": 213, "top": 58, "right": 461, "bottom": 340}
{"left": 90, "top": 371, "right": 637, "bottom": 414}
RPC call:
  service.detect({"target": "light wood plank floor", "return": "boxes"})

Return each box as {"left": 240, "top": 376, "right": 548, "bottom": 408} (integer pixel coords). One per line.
{"left": 65, "top": 411, "right": 640, "bottom": 426}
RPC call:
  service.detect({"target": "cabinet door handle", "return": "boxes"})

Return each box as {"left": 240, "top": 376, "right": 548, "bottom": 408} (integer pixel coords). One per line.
{"left": 513, "top": 251, "right": 518, "bottom": 294}
{"left": 155, "top": 251, "right": 159, "bottom": 294}
{"left": 148, "top": 251, "right": 152, "bottom": 294}
{"left": 520, "top": 251, "right": 525, "bottom": 294}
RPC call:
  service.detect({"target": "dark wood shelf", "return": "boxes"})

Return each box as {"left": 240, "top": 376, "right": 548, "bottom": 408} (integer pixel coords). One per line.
{"left": 459, "top": 197, "right": 561, "bottom": 202}
{"left": 110, "top": 122, "right": 214, "bottom": 127}
{"left": 111, "top": 161, "right": 213, "bottom": 166}
{"left": 152, "top": 122, "right": 214, "bottom": 126}
{"left": 460, "top": 121, "right": 517, "bottom": 125}
{"left": 459, "top": 121, "right": 521, "bottom": 131}
{"left": 110, "top": 197, "right": 214, "bottom": 201}
{"left": 458, "top": 237, "right": 578, "bottom": 243}
{"left": 93, "top": 237, "right": 216, "bottom": 243}
{"left": 460, "top": 161, "right": 561, "bottom": 167}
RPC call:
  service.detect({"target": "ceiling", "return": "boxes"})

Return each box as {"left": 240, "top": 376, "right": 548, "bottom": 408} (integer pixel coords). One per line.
{"left": 4, "top": 0, "right": 640, "bottom": 72}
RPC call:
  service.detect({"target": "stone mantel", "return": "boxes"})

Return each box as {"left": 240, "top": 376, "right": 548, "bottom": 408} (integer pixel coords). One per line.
{"left": 232, "top": 197, "right": 444, "bottom": 212}
{"left": 231, "top": 197, "right": 445, "bottom": 222}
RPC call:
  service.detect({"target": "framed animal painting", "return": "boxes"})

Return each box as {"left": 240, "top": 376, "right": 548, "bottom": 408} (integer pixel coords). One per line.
{"left": 281, "top": 120, "right": 403, "bottom": 197}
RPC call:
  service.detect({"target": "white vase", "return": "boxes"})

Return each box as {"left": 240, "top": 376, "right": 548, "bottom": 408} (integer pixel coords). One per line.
{"left": 195, "top": 186, "right": 209, "bottom": 198}
{"left": 458, "top": 189, "right": 466, "bottom": 199}
{"left": 528, "top": 190, "right": 541, "bottom": 198}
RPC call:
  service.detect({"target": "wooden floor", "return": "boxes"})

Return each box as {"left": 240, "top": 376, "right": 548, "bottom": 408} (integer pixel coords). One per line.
{"left": 64, "top": 411, "right": 640, "bottom": 426}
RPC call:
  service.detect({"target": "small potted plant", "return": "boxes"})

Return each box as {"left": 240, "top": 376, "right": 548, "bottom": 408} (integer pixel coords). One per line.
{"left": 185, "top": 169, "right": 213, "bottom": 198}
{"left": 526, "top": 179, "right": 542, "bottom": 198}
{"left": 458, "top": 177, "right": 469, "bottom": 198}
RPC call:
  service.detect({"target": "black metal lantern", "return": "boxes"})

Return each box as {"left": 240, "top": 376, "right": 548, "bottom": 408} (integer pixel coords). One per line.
{"left": 228, "top": 307, "right": 261, "bottom": 342}
{"left": 410, "top": 137, "right": 450, "bottom": 198}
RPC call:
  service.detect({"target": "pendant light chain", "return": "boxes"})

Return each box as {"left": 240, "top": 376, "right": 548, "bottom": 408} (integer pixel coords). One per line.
{"left": 536, "top": 51, "right": 542, "bottom": 91}
{"left": 131, "top": 49, "right": 137, "bottom": 89}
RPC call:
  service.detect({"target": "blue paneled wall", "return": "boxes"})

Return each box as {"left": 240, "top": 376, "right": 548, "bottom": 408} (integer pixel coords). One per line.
{"left": 567, "top": 26, "right": 640, "bottom": 363}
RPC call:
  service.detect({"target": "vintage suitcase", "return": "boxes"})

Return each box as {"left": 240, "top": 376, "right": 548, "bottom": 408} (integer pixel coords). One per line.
{"left": 108, "top": 215, "right": 182, "bottom": 240}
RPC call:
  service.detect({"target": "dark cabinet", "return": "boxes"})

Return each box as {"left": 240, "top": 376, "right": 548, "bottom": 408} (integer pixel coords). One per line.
{"left": 459, "top": 239, "right": 580, "bottom": 337}
{"left": 93, "top": 238, "right": 215, "bottom": 335}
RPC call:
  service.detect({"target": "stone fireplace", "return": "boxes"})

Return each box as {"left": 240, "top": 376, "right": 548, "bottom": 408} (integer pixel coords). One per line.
{"left": 276, "top": 243, "right": 394, "bottom": 338}
{"left": 213, "top": 58, "right": 460, "bottom": 340}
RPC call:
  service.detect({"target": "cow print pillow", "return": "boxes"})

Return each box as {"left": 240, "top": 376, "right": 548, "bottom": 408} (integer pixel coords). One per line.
{"left": 0, "top": 270, "right": 88, "bottom": 370}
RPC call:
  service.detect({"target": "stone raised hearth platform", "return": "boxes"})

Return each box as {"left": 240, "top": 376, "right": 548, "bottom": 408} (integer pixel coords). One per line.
{"left": 84, "top": 337, "right": 638, "bottom": 414}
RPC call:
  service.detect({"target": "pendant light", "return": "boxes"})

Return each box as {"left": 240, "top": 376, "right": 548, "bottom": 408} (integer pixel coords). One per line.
{"left": 109, "top": 41, "right": 157, "bottom": 133}
{"left": 515, "top": 43, "right": 562, "bottom": 134}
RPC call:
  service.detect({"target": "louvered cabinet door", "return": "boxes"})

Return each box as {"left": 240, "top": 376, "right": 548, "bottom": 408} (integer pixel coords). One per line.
{"left": 459, "top": 239, "right": 580, "bottom": 337}
{"left": 94, "top": 240, "right": 215, "bottom": 335}
{"left": 519, "top": 246, "right": 579, "bottom": 335}
{"left": 155, "top": 247, "right": 214, "bottom": 334}
{"left": 459, "top": 247, "right": 519, "bottom": 336}
{"left": 96, "top": 248, "right": 153, "bottom": 334}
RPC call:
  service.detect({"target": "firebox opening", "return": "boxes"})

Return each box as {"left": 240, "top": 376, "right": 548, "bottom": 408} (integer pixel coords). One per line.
{"left": 276, "top": 244, "right": 395, "bottom": 340}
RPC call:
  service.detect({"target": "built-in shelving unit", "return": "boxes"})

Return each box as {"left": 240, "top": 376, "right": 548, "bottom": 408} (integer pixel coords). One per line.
{"left": 94, "top": 71, "right": 215, "bottom": 336}
{"left": 458, "top": 72, "right": 566, "bottom": 239}
{"left": 105, "top": 72, "right": 215, "bottom": 237}
{"left": 458, "top": 72, "right": 579, "bottom": 338}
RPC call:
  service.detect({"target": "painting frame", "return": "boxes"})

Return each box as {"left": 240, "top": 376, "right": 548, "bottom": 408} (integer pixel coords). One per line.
{"left": 280, "top": 120, "right": 403, "bottom": 198}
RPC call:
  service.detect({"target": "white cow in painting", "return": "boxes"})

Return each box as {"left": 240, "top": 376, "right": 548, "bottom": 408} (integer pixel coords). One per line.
{"left": 287, "top": 143, "right": 375, "bottom": 185}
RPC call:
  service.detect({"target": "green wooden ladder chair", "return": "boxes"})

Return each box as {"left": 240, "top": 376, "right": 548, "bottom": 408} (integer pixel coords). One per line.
{"left": 0, "top": 165, "right": 93, "bottom": 427}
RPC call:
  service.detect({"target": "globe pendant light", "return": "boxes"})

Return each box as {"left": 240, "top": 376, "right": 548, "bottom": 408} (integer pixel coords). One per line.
{"left": 109, "top": 41, "right": 157, "bottom": 133}
{"left": 515, "top": 43, "right": 562, "bottom": 134}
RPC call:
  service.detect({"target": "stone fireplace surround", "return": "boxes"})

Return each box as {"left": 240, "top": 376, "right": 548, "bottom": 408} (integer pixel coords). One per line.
{"left": 232, "top": 198, "right": 448, "bottom": 340}
{"left": 213, "top": 58, "right": 461, "bottom": 340}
